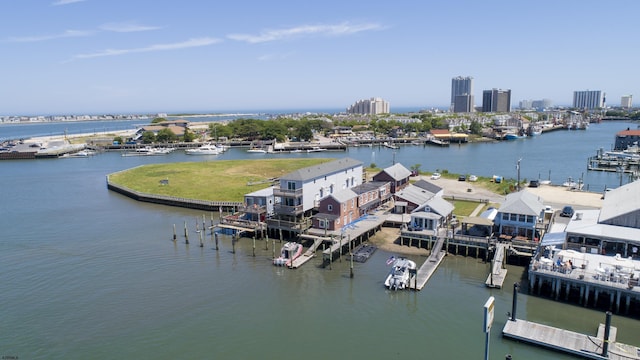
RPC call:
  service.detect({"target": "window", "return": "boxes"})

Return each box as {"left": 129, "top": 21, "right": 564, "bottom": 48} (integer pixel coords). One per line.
{"left": 502, "top": 213, "right": 509, "bottom": 221}
{"left": 287, "top": 182, "right": 296, "bottom": 190}
{"left": 518, "top": 214, "right": 526, "bottom": 222}
{"left": 328, "top": 204, "right": 333, "bottom": 211}
{"left": 318, "top": 219, "right": 327, "bottom": 229}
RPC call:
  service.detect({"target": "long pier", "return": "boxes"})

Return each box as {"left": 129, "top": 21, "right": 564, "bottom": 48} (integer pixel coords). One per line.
{"left": 414, "top": 236, "right": 446, "bottom": 290}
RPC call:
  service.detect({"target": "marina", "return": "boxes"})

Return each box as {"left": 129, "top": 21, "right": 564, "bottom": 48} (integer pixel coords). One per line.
{"left": 2, "top": 119, "right": 640, "bottom": 359}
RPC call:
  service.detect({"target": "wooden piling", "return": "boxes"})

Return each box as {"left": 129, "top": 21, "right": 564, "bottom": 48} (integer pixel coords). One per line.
{"left": 173, "top": 224, "right": 176, "bottom": 241}
{"left": 184, "top": 221, "right": 189, "bottom": 244}
{"left": 350, "top": 253, "right": 354, "bottom": 278}
{"left": 252, "top": 235, "right": 256, "bottom": 257}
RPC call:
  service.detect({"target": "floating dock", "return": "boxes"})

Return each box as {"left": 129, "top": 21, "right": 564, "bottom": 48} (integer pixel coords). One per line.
{"left": 503, "top": 320, "right": 639, "bottom": 360}
{"left": 485, "top": 243, "right": 508, "bottom": 288}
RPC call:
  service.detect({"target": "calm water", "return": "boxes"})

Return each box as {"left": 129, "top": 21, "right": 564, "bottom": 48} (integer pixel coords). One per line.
{"left": 1, "top": 121, "right": 639, "bottom": 359}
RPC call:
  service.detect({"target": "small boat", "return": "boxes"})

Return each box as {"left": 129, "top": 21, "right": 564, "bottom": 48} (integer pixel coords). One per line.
{"left": 562, "top": 177, "right": 583, "bottom": 190}
{"left": 384, "top": 257, "right": 416, "bottom": 290}
{"left": 504, "top": 132, "right": 522, "bottom": 140}
{"left": 306, "top": 146, "right": 326, "bottom": 153}
{"left": 273, "top": 242, "right": 303, "bottom": 267}
{"left": 247, "top": 148, "right": 267, "bottom": 153}
{"left": 185, "top": 143, "right": 221, "bottom": 155}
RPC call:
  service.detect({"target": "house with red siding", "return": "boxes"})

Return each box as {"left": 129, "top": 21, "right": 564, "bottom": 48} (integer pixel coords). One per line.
{"left": 372, "top": 163, "right": 412, "bottom": 194}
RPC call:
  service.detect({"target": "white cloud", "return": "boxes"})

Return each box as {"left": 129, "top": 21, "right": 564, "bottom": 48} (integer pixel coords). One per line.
{"left": 52, "top": 0, "right": 86, "bottom": 6}
{"left": 99, "top": 22, "right": 162, "bottom": 33}
{"left": 7, "top": 30, "right": 93, "bottom": 42}
{"left": 228, "top": 21, "right": 384, "bottom": 44}
{"left": 71, "top": 37, "right": 222, "bottom": 60}
{"left": 257, "top": 52, "right": 295, "bottom": 61}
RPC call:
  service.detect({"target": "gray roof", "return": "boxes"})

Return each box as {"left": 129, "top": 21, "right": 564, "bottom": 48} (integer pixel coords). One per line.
{"left": 498, "top": 190, "right": 545, "bottom": 216}
{"left": 245, "top": 186, "right": 275, "bottom": 198}
{"left": 351, "top": 181, "right": 388, "bottom": 195}
{"left": 329, "top": 189, "right": 357, "bottom": 203}
{"left": 567, "top": 209, "right": 640, "bottom": 245}
{"left": 282, "top": 157, "right": 363, "bottom": 182}
{"left": 379, "top": 163, "right": 412, "bottom": 181}
{"left": 413, "top": 179, "right": 443, "bottom": 194}
{"left": 395, "top": 184, "right": 435, "bottom": 205}
{"left": 599, "top": 180, "right": 640, "bottom": 227}
{"left": 417, "top": 196, "right": 454, "bottom": 217}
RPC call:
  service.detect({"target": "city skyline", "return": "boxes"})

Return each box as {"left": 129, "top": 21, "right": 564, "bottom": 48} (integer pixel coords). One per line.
{"left": 1, "top": 0, "right": 639, "bottom": 115}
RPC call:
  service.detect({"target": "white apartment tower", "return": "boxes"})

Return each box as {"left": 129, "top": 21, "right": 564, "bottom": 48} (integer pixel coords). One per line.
{"left": 346, "top": 97, "right": 389, "bottom": 115}
{"left": 573, "top": 90, "right": 604, "bottom": 110}
{"left": 621, "top": 95, "right": 633, "bottom": 109}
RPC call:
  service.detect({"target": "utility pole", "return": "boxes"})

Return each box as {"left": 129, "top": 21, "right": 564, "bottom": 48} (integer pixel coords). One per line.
{"left": 516, "top": 158, "right": 522, "bottom": 191}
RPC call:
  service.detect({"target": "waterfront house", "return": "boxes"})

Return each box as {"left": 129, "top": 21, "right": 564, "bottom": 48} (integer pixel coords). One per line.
{"left": 564, "top": 180, "right": 640, "bottom": 257}
{"left": 494, "top": 190, "right": 545, "bottom": 241}
{"left": 408, "top": 196, "right": 455, "bottom": 232}
{"left": 372, "top": 163, "right": 411, "bottom": 194}
{"left": 312, "top": 189, "right": 358, "bottom": 231}
{"left": 242, "top": 186, "right": 276, "bottom": 222}
{"left": 267, "top": 157, "right": 363, "bottom": 238}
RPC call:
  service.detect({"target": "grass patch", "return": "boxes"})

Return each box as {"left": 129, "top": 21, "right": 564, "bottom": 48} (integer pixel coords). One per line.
{"left": 108, "top": 158, "right": 332, "bottom": 201}
{"left": 451, "top": 200, "right": 483, "bottom": 217}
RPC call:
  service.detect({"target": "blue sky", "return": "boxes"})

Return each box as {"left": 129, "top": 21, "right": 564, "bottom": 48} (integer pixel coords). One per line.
{"left": 1, "top": 0, "right": 638, "bottom": 115}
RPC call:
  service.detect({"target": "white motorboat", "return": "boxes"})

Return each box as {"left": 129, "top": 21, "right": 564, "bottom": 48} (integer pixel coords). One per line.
{"left": 122, "top": 147, "right": 170, "bottom": 156}
{"left": 247, "top": 148, "right": 267, "bottom": 154}
{"left": 384, "top": 257, "right": 417, "bottom": 290}
{"left": 185, "top": 143, "right": 221, "bottom": 155}
{"left": 273, "top": 242, "right": 303, "bottom": 267}
{"left": 306, "top": 146, "right": 326, "bottom": 153}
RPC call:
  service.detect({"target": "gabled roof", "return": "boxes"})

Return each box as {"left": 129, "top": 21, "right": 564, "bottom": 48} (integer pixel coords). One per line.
{"left": 414, "top": 196, "right": 454, "bottom": 217}
{"left": 395, "top": 184, "right": 435, "bottom": 205}
{"left": 413, "top": 179, "right": 443, "bottom": 194}
{"left": 617, "top": 129, "right": 640, "bottom": 137}
{"left": 498, "top": 190, "right": 544, "bottom": 216}
{"left": 599, "top": 180, "right": 640, "bottom": 227}
{"left": 328, "top": 189, "right": 357, "bottom": 203}
{"left": 377, "top": 163, "right": 412, "bottom": 181}
{"left": 430, "top": 129, "right": 450, "bottom": 135}
{"left": 282, "top": 157, "right": 362, "bottom": 182}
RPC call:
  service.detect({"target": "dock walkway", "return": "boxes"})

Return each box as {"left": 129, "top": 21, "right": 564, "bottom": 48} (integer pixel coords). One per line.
{"left": 414, "top": 236, "right": 446, "bottom": 290}
{"left": 486, "top": 243, "right": 508, "bottom": 288}
{"left": 503, "top": 319, "right": 639, "bottom": 360}
{"left": 289, "top": 238, "right": 323, "bottom": 268}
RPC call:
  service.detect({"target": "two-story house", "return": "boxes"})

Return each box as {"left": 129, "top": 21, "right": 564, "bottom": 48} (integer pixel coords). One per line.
{"left": 267, "top": 157, "right": 363, "bottom": 239}
{"left": 372, "top": 163, "right": 411, "bottom": 194}
{"left": 312, "top": 189, "right": 358, "bottom": 231}
{"left": 494, "top": 190, "right": 545, "bottom": 241}
{"left": 351, "top": 181, "right": 391, "bottom": 216}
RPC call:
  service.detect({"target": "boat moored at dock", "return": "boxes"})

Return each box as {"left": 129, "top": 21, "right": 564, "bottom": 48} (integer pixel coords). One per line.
{"left": 273, "top": 242, "right": 303, "bottom": 267}
{"left": 384, "top": 257, "right": 416, "bottom": 290}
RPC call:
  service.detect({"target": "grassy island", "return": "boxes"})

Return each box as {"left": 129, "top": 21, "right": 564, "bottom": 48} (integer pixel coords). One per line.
{"left": 108, "top": 158, "right": 332, "bottom": 201}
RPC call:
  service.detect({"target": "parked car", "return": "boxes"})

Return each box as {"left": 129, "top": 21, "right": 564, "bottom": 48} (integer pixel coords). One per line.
{"left": 529, "top": 180, "right": 539, "bottom": 188}
{"left": 468, "top": 175, "right": 478, "bottom": 182}
{"left": 560, "top": 205, "right": 574, "bottom": 217}
{"left": 430, "top": 172, "right": 441, "bottom": 180}
{"left": 458, "top": 175, "right": 466, "bottom": 181}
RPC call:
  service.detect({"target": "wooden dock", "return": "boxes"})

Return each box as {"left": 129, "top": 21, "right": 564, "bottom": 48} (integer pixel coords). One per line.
{"left": 485, "top": 243, "right": 508, "bottom": 288}
{"left": 414, "top": 236, "right": 446, "bottom": 290}
{"left": 289, "top": 238, "right": 323, "bottom": 268}
{"left": 503, "top": 319, "right": 640, "bottom": 360}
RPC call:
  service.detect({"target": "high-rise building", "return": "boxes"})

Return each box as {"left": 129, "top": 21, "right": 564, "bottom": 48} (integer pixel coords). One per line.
{"left": 621, "top": 95, "right": 633, "bottom": 109}
{"left": 451, "top": 76, "right": 474, "bottom": 111}
{"left": 482, "top": 89, "right": 511, "bottom": 112}
{"left": 346, "top": 97, "right": 389, "bottom": 115}
{"left": 453, "top": 94, "right": 474, "bottom": 113}
{"left": 573, "top": 90, "right": 604, "bottom": 109}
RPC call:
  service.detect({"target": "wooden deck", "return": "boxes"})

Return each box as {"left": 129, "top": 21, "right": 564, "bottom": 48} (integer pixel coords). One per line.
{"left": 486, "top": 243, "right": 508, "bottom": 288}
{"left": 414, "top": 236, "right": 446, "bottom": 290}
{"left": 289, "top": 239, "right": 323, "bottom": 269}
{"left": 503, "top": 319, "right": 640, "bottom": 360}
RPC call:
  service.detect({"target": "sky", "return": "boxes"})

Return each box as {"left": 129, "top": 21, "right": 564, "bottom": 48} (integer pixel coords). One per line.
{"left": 1, "top": 0, "right": 639, "bottom": 115}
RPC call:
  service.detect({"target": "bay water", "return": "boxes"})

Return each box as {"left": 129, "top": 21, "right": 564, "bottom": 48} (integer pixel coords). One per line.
{"left": 1, "top": 120, "right": 639, "bottom": 359}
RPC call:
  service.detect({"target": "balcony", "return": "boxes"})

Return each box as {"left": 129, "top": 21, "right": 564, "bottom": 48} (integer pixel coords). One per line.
{"left": 274, "top": 203, "right": 304, "bottom": 216}
{"left": 273, "top": 187, "right": 303, "bottom": 197}
{"left": 266, "top": 218, "right": 312, "bottom": 232}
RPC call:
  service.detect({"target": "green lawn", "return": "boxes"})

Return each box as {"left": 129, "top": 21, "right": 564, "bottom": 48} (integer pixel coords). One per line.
{"left": 108, "top": 158, "right": 331, "bottom": 201}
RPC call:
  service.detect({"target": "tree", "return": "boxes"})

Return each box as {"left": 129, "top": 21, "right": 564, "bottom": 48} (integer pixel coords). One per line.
{"left": 469, "top": 120, "right": 483, "bottom": 135}
{"left": 113, "top": 136, "right": 123, "bottom": 144}
{"left": 182, "top": 128, "right": 196, "bottom": 142}
{"left": 155, "top": 128, "right": 177, "bottom": 143}
{"left": 151, "top": 117, "right": 167, "bottom": 124}
{"left": 141, "top": 131, "right": 156, "bottom": 144}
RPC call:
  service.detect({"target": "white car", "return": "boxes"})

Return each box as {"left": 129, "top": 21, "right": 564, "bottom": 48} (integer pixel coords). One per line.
{"left": 430, "top": 172, "right": 441, "bottom": 180}
{"left": 469, "top": 175, "right": 478, "bottom": 182}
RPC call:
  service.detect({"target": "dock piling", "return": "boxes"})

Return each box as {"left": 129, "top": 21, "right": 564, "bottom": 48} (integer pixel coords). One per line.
{"left": 511, "top": 282, "right": 519, "bottom": 321}
{"left": 214, "top": 232, "right": 219, "bottom": 250}
{"left": 350, "top": 253, "right": 354, "bottom": 278}
{"left": 173, "top": 224, "right": 176, "bottom": 241}
{"left": 602, "top": 311, "right": 612, "bottom": 357}
{"left": 184, "top": 221, "right": 189, "bottom": 244}
{"left": 252, "top": 235, "right": 256, "bottom": 257}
